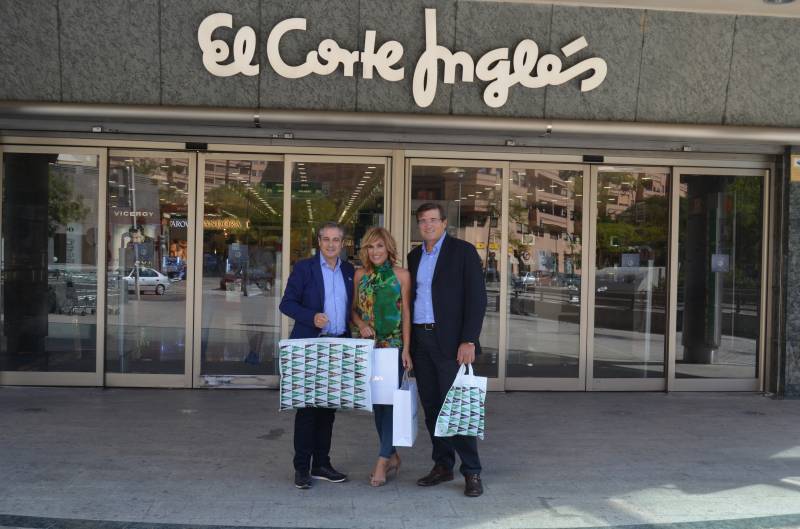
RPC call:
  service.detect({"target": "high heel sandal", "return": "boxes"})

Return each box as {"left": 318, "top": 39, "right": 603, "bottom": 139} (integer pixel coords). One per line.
{"left": 386, "top": 454, "right": 401, "bottom": 477}
{"left": 369, "top": 457, "right": 391, "bottom": 487}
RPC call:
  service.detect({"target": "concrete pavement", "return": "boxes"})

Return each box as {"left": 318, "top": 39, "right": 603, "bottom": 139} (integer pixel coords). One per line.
{"left": 1, "top": 387, "right": 799, "bottom": 529}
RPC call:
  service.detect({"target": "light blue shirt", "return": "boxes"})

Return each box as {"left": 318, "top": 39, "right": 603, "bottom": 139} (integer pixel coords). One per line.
{"left": 414, "top": 233, "right": 446, "bottom": 324}
{"left": 320, "top": 255, "right": 348, "bottom": 336}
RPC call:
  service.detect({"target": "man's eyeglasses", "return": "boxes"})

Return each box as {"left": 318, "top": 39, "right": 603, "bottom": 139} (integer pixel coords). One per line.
{"left": 319, "top": 237, "right": 343, "bottom": 244}
{"left": 417, "top": 218, "right": 442, "bottom": 226}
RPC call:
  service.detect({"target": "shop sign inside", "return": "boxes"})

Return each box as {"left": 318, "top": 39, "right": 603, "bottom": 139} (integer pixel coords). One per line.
{"left": 198, "top": 9, "right": 607, "bottom": 109}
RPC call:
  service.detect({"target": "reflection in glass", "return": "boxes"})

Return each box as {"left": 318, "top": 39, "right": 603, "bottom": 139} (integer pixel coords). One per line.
{"left": 676, "top": 174, "right": 762, "bottom": 379}
{"left": 289, "top": 162, "right": 385, "bottom": 266}
{"left": 409, "top": 165, "right": 501, "bottom": 378}
{"left": 105, "top": 156, "right": 190, "bottom": 374}
{"left": 200, "top": 160, "right": 284, "bottom": 377}
{"left": 506, "top": 168, "right": 583, "bottom": 377}
{"left": 1, "top": 153, "right": 99, "bottom": 372}
{"left": 593, "top": 167, "right": 669, "bottom": 378}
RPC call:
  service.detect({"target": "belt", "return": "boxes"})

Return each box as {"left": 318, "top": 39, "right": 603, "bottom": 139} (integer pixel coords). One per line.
{"left": 413, "top": 323, "right": 436, "bottom": 331}
{"left": 319, "top": 333, "right": 348, "bottom": 338}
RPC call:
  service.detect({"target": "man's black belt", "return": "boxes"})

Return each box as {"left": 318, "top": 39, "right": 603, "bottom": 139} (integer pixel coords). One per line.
{"left": 413, "top": 323, "right": 436, "bottom": 330}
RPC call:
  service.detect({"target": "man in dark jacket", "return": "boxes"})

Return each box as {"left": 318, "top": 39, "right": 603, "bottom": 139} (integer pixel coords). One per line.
{"left": 407, "top": 203, "right": 487, "bottom": 497}
{"left": 279, "top": 221, "right": 354, "bottom": 489}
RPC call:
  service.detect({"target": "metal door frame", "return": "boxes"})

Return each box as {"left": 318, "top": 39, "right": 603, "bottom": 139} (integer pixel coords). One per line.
{"left": 586, "top": 165, "right": 670, "bottom": 391}
{"left": 192, "top": 153, "right": 285, "bottom": 388}
{"left": 404, "top": 158, "right": 510, "bottom": 392}
{"left": 104, "top": 149, "right": 197, "bottom": 388}
{"left": 503, "top": 162, "right": 590, "bottom": 391}
{"left": 0, "top": 145, "right": 107, "bottom": 387}
{"left": 667, "top": 166, "right": 769, "bottom": 392}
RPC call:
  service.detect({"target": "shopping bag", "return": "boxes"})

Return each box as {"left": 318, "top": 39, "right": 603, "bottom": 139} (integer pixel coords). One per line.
{"left": 392, "top": 370, "right": 418, "bottom": 447}
{"left": 434, "top": 363, "right": 486, "bottom": 439}
{"left": 370, "top": 348, "right": 400, "bottom": 405}
{"left": 278, "top": 338, "right": 374, "bottom": 411}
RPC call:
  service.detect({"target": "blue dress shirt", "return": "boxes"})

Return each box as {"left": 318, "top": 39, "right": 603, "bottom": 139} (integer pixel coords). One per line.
{"left": 320, "top": 255, "right": 348, "bottom": 336}
{"left": 413, "top": 233, "right": 446, "bottom": 324}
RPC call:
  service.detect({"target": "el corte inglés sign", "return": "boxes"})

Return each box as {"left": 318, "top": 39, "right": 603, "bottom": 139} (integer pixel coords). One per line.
{"left": 198, "top": 9, "right": 607, "bottom": 109}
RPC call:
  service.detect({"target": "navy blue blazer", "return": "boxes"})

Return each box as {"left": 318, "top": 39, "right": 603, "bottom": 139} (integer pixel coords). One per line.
{"left": 279, "top": 256, "right": 355, "bottom": 339}
{"left": 408, "top": 235, "right": 487, "bottom": 358}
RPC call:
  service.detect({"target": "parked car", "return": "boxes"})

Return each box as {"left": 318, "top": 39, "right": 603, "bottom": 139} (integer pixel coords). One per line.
{"left": 124, "top": 267, "right": 170, "bottom": 295}
{"left": 517, "top": 271, "right": 540, "bottom": 289}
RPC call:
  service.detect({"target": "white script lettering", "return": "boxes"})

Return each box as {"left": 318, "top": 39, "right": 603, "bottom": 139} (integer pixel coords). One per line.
{"left": 197, "top": 10, "right": 607, "bottom": 108}
{"left": 198, "top": 13, "right": 259, "bottom": 77}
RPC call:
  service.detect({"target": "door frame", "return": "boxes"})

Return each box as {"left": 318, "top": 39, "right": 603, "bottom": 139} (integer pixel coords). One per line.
{"left": 503, "top": 162, "right": 590, "bottom": 391}
{"left": 404, "top": 158, "right": 510, "bottom": 392}
{"left": 667, "top": 166, "right": 769, "bottom": 392}
{"left": 586, "top": 165, "right": 671, "bottom": 391}
{"left": 104, "top": 149, "right": 197, "bottom": 388}
{"left": 0, "top": 145, "right": 107, "bottom": 387}
{"left": 192, "top": 153, "right": 286, "bottom": 388}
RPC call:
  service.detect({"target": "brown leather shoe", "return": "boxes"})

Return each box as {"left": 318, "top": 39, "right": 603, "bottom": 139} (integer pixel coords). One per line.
{"left": 416, "top": 464, "right": 454, "bottom": 486}
{"left": 464, "top": 474, "right": 483, "bottom": 497}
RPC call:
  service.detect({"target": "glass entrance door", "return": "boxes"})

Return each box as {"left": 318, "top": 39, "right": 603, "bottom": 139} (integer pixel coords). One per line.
{"left": 193, "top": 154, "right": 389, "bottom": 387}
{"left": 407, "top": 160, "right": 507, "bottom": 390}
{"left": 587, "top": 166, "right": 670, "bottom": 390}
{"left": 668, "top": 168, "right": 767, "bottom": 391}
{"left": 504, "top": 164, "right": 588, "bottom": 390}
{"left": 193, "top": 155, "right": 285, "bottom": 387}
{"left": 0, "top": 146, "right": 104, "bottom": 386}
{"left": 105, "top": 151, "right": 196, "bottom": 387}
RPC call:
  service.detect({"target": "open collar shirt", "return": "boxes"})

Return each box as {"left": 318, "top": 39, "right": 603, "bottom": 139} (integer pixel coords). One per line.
{"left": 319, "top": 254, "right": 348, "bottom": 336}
{"left": 413, "top": 232, "right": 446, "bottom": 324}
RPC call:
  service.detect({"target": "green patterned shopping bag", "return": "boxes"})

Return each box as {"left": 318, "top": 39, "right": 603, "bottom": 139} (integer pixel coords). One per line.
{"left": 434, "top": 363, "right": 486, "bottom": 439}
{"left": 278, "top": 338, "right": 374, "bottom": 411}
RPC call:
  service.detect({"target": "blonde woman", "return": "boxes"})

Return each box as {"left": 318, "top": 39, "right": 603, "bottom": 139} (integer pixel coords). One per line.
{"left": 352, "top": 227, "right": 412, "bottom": 487}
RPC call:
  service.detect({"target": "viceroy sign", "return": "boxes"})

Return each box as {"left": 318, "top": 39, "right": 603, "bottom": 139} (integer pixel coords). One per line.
{"left": 198, "top": 9, "right": 607, "bottom": 109}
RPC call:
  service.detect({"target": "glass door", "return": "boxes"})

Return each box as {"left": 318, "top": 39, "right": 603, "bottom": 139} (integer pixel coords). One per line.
{"left": 193, "top": 155, "right": 285, "bottom": 387}
{"left": 407, "top": 160, "right": 508, "bottom": 391}
{"left": 0, "top": 146, "right": 105, "bottom": 386}
{"left": 587, "top": 166, "right": 670, "bottom": 390}
{"left": 668, "top": 168, "right": 767, "bottom": 391}
{"left": 504, "top": 164, "right": 589, "bottom": 390}
{"left": 105, "top": 151, "right": 196, "bottom": 387}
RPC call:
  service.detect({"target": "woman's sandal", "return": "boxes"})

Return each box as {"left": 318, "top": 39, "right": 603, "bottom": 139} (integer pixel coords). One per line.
{"left": 369, "top": 457, "right": 392, "bottom": 487}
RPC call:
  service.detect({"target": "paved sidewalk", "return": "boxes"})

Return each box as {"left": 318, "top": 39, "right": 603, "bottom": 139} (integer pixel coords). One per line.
{"left": 1, "top": 387, "right": 800, "bottom": 529}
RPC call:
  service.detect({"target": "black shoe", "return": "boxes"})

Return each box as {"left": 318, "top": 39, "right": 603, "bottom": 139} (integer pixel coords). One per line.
{"left": 311, "top": 465, "right": 348, "bottom": 483}
{"left": 294, "top": 470, "right": 312, "bottom": 489}
{"left": 416, "top": 464, "right": 454, "bottom": 486}
{"left": 464, "top": 474, "right": 483, "bottom": 497}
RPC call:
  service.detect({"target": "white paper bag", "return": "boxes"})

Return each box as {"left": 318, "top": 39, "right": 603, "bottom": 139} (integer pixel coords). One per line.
{"left": 392, "top": 371, "right": 418, "bottom": 447}
{"left": 434, "top": 363, "right": 487, "bottom": 439}
{"left": 370, "top": 347, "right": 399, "bottom": 405}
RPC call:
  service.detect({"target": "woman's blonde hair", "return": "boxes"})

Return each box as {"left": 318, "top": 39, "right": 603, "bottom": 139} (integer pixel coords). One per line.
{"left": 358, "top": 227, "right": 398, "bottom": 273}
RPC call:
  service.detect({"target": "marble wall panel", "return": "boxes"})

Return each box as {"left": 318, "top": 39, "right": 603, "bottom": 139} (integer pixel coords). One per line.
{"left": 636, "top": 11, "right": 735, "bottom": 124}
{"left": 60, "top": 0, "right": 160, "bottom": 104}
{"left": 725, "top": 16, "right": 800, "bottom": 128}
{"left": 260, "top": 0, "right": 358, "bottom": 111}
{"left": 0, "top": 0, "right": 60, "bottom": 101}
{"left": 162, "top": 0, "right": 260, "bottom": 108}
{"left": 545, "top": 6, "right": 644, "bottom": 122}
{"left": 356, "top": 0, "right": 456, "bottom": 114}
{"left": 451, "top": 1, "right": 551, "bottom": 118}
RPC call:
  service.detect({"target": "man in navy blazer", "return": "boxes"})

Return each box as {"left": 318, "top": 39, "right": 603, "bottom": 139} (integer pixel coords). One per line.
{"left": 279, "top": 221, "right": 355, "bottom": 489}
{"left": 408, "top": 203, "right": 487, "bottom": 497}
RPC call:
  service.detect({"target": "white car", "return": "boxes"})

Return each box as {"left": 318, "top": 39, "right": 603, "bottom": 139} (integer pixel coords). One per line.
{"left": 124, "top": 267, "right": 170, "bottom": 295}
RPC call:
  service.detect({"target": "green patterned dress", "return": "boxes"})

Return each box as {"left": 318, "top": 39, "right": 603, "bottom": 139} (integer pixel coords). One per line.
{"left": 357, "top": 262, "right": 403, "bottom": 349}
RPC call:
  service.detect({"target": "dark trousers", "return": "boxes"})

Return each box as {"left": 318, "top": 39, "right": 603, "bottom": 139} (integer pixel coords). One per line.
{"left": 412, "top": 326, "right": 482, "bottom": 476}
{"left": 293, "top": 407, "right": 335, "bottom": 472}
